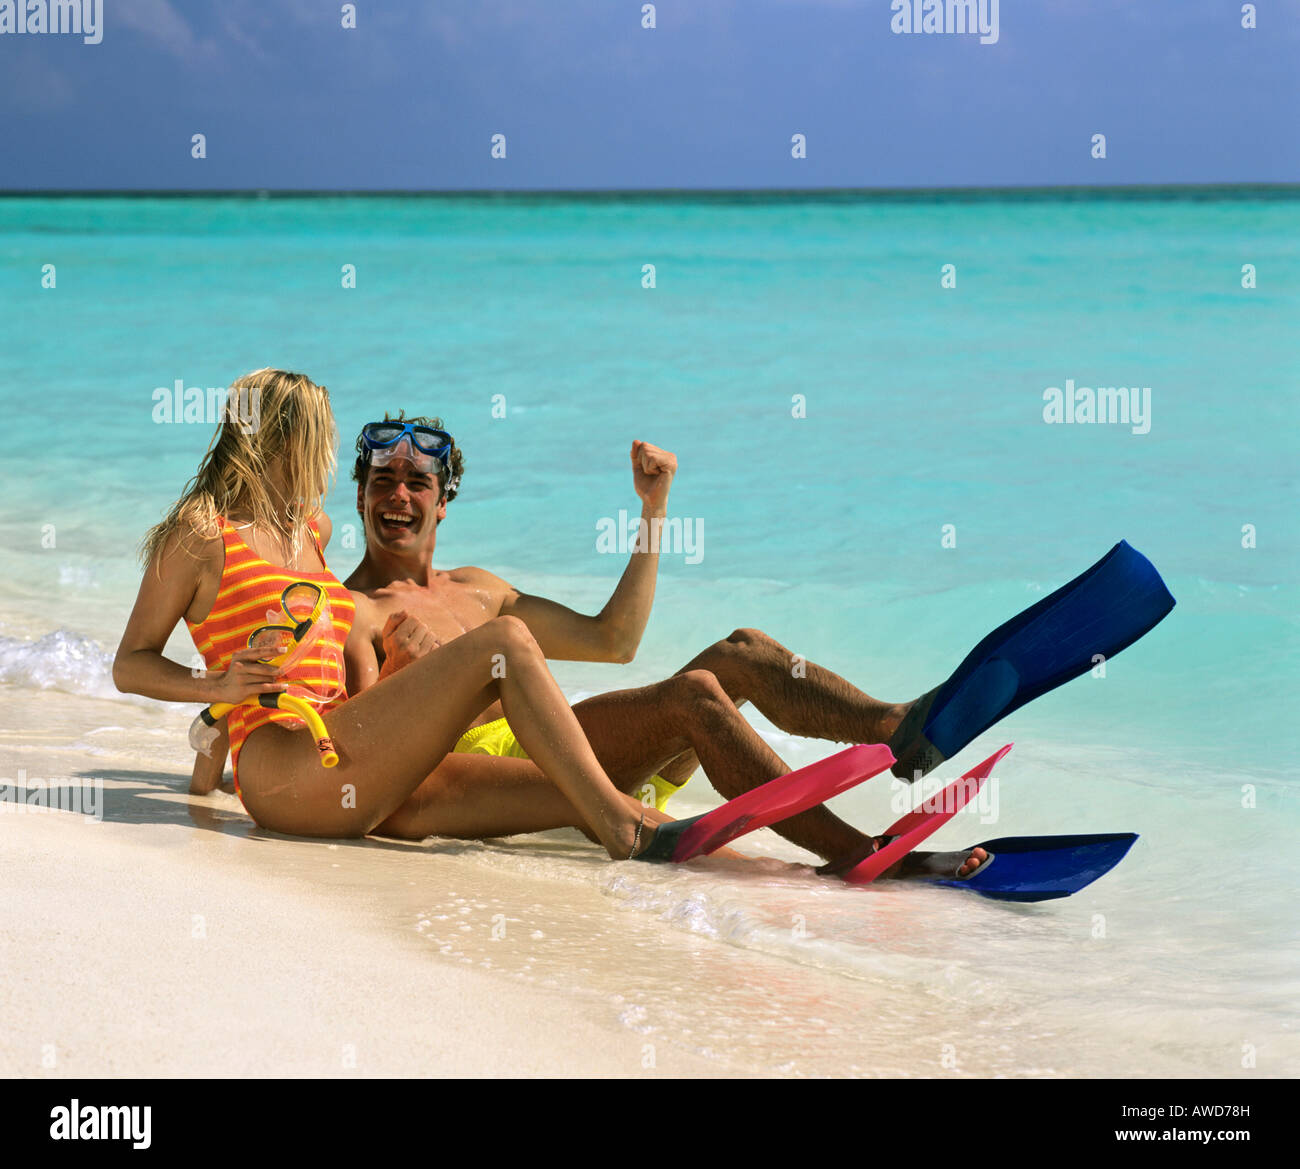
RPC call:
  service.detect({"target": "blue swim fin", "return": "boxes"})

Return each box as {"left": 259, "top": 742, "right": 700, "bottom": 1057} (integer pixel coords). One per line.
{"left": 889, "top": 541, "right": 1175, "bottom": 780}
{"left": 933, "top": 832, "right": 1139, "bottom": 901}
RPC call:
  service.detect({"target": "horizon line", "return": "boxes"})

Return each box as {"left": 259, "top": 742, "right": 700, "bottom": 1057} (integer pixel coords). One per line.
{"left": 0, "top": 181, "right": 1297, "bottom": 201}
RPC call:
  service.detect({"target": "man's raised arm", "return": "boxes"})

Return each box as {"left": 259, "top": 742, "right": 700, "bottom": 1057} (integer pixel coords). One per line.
{"left": 496, "top": 439, "right": 676, "bottom": 662}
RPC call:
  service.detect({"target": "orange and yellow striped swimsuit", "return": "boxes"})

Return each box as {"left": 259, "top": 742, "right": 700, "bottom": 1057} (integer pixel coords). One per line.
{"left": 186, "top": 516, "right": 355, "bottom": 798}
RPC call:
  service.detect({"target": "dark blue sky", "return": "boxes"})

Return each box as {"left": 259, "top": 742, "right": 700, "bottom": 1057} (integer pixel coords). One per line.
{"left": 2, "top": 0, "right": 1297, "bottom": 189}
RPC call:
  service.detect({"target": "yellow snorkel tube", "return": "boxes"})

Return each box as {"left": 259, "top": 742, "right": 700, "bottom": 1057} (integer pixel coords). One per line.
{"left": 188, "top": 581, "right": 340, "bottom": 768}
{"left": 191, "top": 692, "right": 338, "bottom": 768}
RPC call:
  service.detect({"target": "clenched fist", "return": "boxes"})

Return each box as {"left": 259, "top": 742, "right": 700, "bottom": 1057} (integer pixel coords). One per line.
{"left": 630, "top": 440, "right": 677, "bottom": 512}
{"left": 380, "top": 609, "right": 440, "bottom": 674}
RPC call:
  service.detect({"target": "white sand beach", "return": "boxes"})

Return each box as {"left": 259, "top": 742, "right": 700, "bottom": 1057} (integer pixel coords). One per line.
{"left": 7, "top": 685, "right": 1295, "bottom": 1081}
{"left": 3, "top": 760, "right": 740, "bottom": 1079}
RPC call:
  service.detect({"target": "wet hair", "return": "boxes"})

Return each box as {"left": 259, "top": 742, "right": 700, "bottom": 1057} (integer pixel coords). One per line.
{"left": 351, "top": 411, "right": 465, "bottom": 503}
{"left": 141, "top": 368, "right": 336, "bottom": 569}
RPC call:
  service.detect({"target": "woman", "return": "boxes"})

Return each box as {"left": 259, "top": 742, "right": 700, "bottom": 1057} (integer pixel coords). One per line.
{"left": 113, "top": 369, "right": 680, "bottom": 860}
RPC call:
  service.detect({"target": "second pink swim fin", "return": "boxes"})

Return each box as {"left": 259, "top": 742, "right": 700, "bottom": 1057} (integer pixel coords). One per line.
{"left": 633, "top": 742, "right": 895, "bottom": 863}
{"left": 842, "top": 743, "right": 1013, "bottom": 884}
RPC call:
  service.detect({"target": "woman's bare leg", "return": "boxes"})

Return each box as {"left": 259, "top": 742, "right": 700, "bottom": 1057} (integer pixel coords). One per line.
{"left": 238, "top": 616, "right": 648, "bottom": 857}
{"left": 373, "top": 669, "right": 874, "bottom": 862}
{"left": 373, "top": 753, "right": 668, "bottom": 841}
{"left": 372, "top": 753, "right": 794, "bottom": 872}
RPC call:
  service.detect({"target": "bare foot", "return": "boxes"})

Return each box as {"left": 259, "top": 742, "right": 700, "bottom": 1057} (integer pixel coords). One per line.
{"left": 816, "top": 834, "right": 988, "bottom": 881}
{"left": 879, "top": 843, "right": 989, "bottom": 881}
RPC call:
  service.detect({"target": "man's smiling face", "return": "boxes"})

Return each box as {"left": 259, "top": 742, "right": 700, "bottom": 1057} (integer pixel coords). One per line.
{"left": 359, "top": 457, "right": 446, "bottom": 551}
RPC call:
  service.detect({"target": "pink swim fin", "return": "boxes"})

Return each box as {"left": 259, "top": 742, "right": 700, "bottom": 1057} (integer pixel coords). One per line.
{"left": 842, "top": 743, "right": 1013, "bottom": 885}
{"left": 635, "top": 743, "right": 895, "bottom": 863}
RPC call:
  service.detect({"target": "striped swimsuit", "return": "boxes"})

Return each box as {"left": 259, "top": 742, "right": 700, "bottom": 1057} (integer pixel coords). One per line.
{"left": 186, "top": 516, "right": 355, "bottom": 797}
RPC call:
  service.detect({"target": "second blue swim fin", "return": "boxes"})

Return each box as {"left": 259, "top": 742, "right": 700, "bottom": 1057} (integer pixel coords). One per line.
{"left": 932, "top": 833, "right": 1139, "bottom": 901}
{"left": 889, "top": 541, "right": 1175, "bottom": 780}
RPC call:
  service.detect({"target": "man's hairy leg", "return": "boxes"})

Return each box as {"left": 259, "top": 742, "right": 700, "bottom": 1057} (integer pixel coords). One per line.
{"left": 676, "top": 627, "right": 908, "bottom": 747}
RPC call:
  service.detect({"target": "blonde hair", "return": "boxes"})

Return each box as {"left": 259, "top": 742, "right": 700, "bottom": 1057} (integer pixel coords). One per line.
{"left": 141, "top": 369, "right": 337, "bottom": 569}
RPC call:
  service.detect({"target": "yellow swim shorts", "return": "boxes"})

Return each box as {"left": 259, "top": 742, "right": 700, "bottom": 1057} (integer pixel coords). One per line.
{"left": 453, "top": 716, "right": 689, "bottom": 812}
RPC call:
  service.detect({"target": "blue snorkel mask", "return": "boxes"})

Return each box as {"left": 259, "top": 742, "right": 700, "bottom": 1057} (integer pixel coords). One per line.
{"left": 361, "top": 421, "right": 452, "bottom": 472}
{"left": 359, "top": 421, "right": 461, "bottom": 498}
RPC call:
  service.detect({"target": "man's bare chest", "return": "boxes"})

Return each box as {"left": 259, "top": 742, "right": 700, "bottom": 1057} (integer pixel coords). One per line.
{"left": 369, "top": 581, "right": 496, "bottom": 646}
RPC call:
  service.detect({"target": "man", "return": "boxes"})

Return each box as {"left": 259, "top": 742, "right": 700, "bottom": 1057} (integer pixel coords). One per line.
{"left": 336, "top": 415, "right": 983, "bottom": 877}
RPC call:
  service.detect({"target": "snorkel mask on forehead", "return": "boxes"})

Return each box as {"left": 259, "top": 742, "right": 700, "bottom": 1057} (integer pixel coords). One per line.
{"left": 360, "top": 422, "right": 453, "bottom": 475}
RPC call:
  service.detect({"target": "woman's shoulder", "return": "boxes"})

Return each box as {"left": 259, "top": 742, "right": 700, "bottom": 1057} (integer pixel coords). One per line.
{"left": 153, "top": 516, "right": 226, "bottom": 576}
{"left": 136, "top": 520, "right": 225, "bottom": 623}
{"left": 166, "top": 514, "right": 224, "bottom": 556}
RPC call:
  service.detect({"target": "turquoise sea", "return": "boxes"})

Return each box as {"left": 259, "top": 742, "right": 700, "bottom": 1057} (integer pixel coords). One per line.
{"left": 1, "top": 191, "right": 1297, "bottom": 1075}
